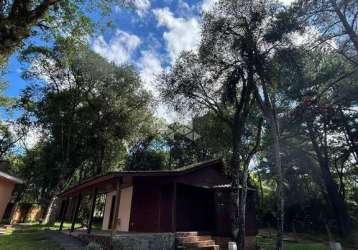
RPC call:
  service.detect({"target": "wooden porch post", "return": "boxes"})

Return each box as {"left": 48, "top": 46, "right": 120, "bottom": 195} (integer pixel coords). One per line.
{"left": 70, "top": 193, "right": 82, "bottom": 232}
{"left": 171, "top": 182, "right": 177, "bottom": 232}
{"left": 111, "top": 177, "right": 122, "bottom": 234}
{"left": 59, "top": 198, "right": 69, "bottom": 231}
{"left": 87, "top": 187, "right": 98, "bottom": 234}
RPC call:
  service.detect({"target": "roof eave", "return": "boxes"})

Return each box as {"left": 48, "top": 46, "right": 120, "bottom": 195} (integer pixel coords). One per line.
{"left": 0, "top": 171, "right": 24, "bottom": 184}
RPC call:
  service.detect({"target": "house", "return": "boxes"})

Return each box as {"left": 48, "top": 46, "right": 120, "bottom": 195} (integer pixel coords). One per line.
{"left": 0, "top": 161, "right": 23, "bottom": 221}
{"left": 58, "top": 159, "right": 257, "bottom": 249}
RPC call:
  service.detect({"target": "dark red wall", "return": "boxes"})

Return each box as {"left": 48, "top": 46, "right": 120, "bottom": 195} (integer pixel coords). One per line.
{"left": 176, "top": 184, "right": 215, "bottom": 231}
{"left": 159, "top": 183, "right": 173, "bottom": 231}
{"left": 129, "top": 177, "right": 174, "bottom": 232}
{"left": 128, "top": 166, "right": 257, "bottom": 236}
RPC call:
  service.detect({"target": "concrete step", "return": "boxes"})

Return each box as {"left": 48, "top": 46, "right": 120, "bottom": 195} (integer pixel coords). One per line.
{"left": 177, "top": 235, "right": 212, "bottom": 243}
{"left": 184, "top": 240, "right": 216, "bottom": 248}
{"left": 175, "top": 232, "right": 219, "bottom": 250}
{"left": 176, "top": 231, "right": 199, "bottom": 237}
{"left": 188, "top": 245, "right": 220, "bottom": 250}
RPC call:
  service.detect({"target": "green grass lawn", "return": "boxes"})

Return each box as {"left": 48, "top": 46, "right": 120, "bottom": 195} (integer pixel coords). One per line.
{"left": 1, "top": 223, "right": 352, "bottom": 250}
{"left": 0, "top": 224, "right": 64, "bottom": 250}
{"left": 51, "top": 221, "right": 102, "bottom": 231}
{"left": 256, "top": 235, "right": 328, "bottom": 250}
{"left": 285, "top": 243, "right": 327, "bottom": 250}
{"left": 0, "top": 221, "right": 102, "bottom": 250}
{"left": 51, "top": 221, "right": 81, "bottom": 230}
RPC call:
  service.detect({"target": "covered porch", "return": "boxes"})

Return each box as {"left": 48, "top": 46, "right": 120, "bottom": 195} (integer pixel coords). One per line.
{"left": 57, "top": 173, "right": 130, "bottom": 234}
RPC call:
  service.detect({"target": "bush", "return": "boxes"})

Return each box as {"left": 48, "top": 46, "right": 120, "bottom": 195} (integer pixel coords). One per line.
{"left": 85, "top": 242, "right": 103, "bottom": 250}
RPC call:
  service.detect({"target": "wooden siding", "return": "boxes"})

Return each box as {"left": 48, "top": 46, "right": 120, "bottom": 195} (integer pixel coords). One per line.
{"left": 129, "top": 177, "right": 172, "bottom": 232}
{"left": 176, "top": 184, "right": 215, "bottom": 231}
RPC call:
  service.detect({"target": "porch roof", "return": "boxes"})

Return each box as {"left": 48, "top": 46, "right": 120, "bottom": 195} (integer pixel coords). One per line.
{"left": 0, "top": 170, "right": 24, "bottom": 184}
{"left": 58, "top": 159, "right": 224, "bottom": 198}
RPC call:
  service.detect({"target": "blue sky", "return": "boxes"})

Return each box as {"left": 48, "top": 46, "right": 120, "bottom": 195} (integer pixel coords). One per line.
{"left": 2, "top": 0, "right": 293, "bottom": 121}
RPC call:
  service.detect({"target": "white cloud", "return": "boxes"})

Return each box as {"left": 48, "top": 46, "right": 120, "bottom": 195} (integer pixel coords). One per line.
{"left": 131, "top": 0, "right": 151, "bottom": 16}
{"left": 131, "top": 0, "right": 151, "bottom": 11}
{"left": 290, "top": 27, "right": 338, "bottom": 50}
{"left": 5, "top": 121, "right": 41, "bottom": 150}
{"left": 120, "top": 0, "right": 151, "bottom": 16}
{"left": 178, "top": 0, "right": 192, "bottom": 12}
{"left": 290, "top": 27, "right": 326, "bottom": 45}
{"left": 92, "top": 29, "right": 141, "bottom": 65}
{"left": 153, "top": 8, "right": 201, "bottom": 64}
{"left": 137, "top": 50, "right": 164, "bottom": 95}
{"left": 136, "top": 51, "right": 180, "bottom": 122}
{"left": 155, "top": 104, "right": 185, "bottom": 123}
{"left": 279, "top": 0, "right": 296, "bottom": 5}
{"left": 176, "top": 0, "right": 197, "bottom": 17}
{"left": 290, "top": 29, "right": 317, "bottom": 46}
{"left": 201, "top": 0, "right": 218, "bottom": 12}
{"left": 21, "top": 126, "right": 42, "bottom": 149}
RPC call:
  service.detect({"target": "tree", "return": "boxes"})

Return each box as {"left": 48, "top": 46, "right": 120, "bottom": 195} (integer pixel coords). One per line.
{"left": 159, "top": 1, "right": 301, "bottom": 248}
{"left": 126, "top": 134, "right": 168, "bottom": 171}
{"left": 199, "top": 1, "right": 302, "bottom": 249}
{"left": 295, "top": 0, "right": 358, "bottom": 65}
{"left": 279, "top": 49, "right": 357, "bottom": 235}
{"left": 159, "top": 38, "right": 256, "bottom": 250}
{"left": 125, "top": 118, "right": 221, "bottom": 171}
{"left": 0, "top": 82, "right": 29, "bottom": 158}
{"left": 18, "top": 40, "right": 153, "bottom": 224}
{"left": 0, "top": 0, "right": 139, "bottom": 67}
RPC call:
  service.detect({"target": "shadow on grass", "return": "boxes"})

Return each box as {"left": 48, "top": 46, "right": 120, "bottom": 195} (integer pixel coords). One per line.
{"left": 0, "top": 224, "right": 65, "bottom": 250}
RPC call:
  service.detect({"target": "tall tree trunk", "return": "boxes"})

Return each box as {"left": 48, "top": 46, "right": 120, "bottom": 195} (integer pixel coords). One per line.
{"left": 268, "top": 114, "right": 284, "bottom": 250}
{"left": 238, "top": 161, "right": 249, "bottom": 250}
{"left": 254, "top": 83, "right": 284, "bottom": 250}
{"left": 308, "top": 127, "right": 352, "bottom": 236}
{"left": 231, "top": 130, "right": 241, "bottom": 247}
{"left": 231, "top": 106, "right": 249, "bottom": 250}
{"left": 257, "top": 171, "right": 264, "bottom": 209}
{"left": 320, "top": 160, "right": 351, "bottom": 235}
{"left": 238, "top": 119, "right": 262, "bottom": 250}
{"left": 42, "top": 177, "right": 70, "bottom": 226}
{"left": 231, "top": 162, "right": 241, "bottom": 244}
{"left": 43, "top": 196, "right": 60, "bottom": 225}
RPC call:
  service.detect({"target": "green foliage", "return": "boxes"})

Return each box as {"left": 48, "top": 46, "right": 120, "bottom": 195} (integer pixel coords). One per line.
{"left": 0, "top": 82, "right": 26, "bottom": 159}
{"left": 0, "top": 82, "right": 13, "bottom": 108}
{"left": 253, "top": 42, "right": 358, "bottom": 233}
{"left": 16, "top": 39, "right": 153, "bottom": 203}
{"left": 0, "top": 0, "right": 132, "bottom": 66}
{"left": 125, "top": 115, "right": 234, "bottom": 171}
{"left": 295, "top": 0, "right": 358, "bottom": 63}
{"left": 126, "top": 135, "right": 168, "bottom": 171}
